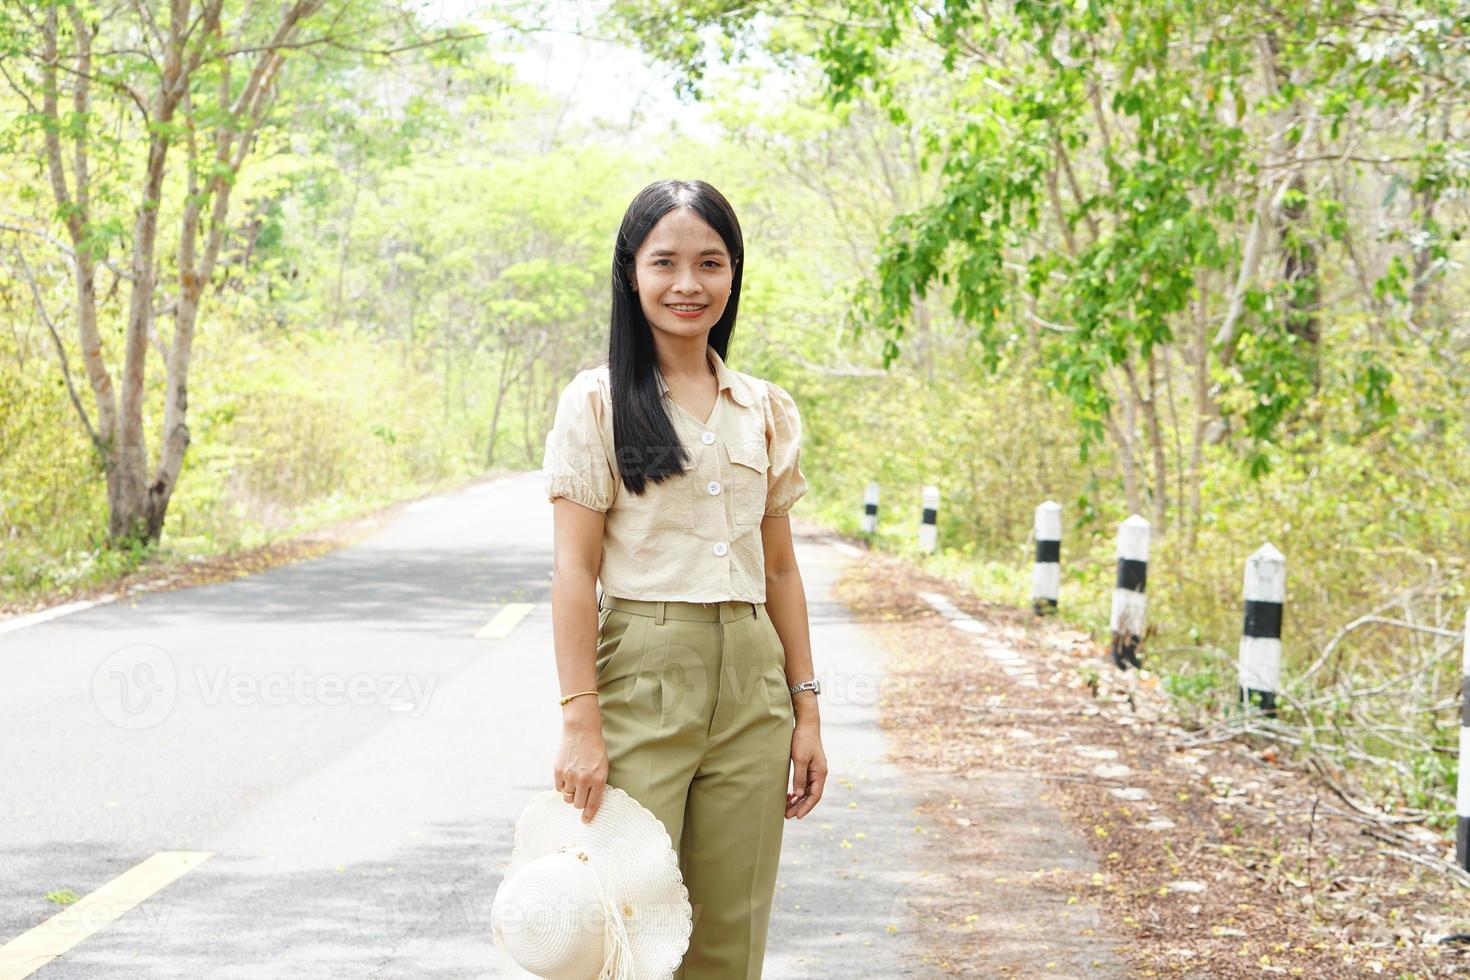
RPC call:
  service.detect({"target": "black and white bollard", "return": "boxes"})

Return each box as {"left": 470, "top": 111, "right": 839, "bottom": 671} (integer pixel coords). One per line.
{"left": 1109, "top": 514, "right": 1149, "bottom": 670}
{"left": 1458, "top": 608, "right": 1469, "bottom": 872}
{"left": 1032, "top": 500, "right": 1061, "bottom": 616}
{"left": 861, "top": 482, "right": 880, "bottom": 534}
{"left": 918, "top": 485, "right": 939, "bottom": 553}
{"left": 1238, "top": 543, "right": 1286, "bottom": 718}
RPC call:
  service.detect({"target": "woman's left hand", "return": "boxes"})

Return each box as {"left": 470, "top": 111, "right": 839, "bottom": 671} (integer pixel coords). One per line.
{"left": 786, "top": 724, "right": 827, "bottom": 819}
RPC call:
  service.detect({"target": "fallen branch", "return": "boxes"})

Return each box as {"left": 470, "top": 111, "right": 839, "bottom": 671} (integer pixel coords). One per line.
{"left": 1308, "top": 756, "right": 1427, "bottom": 826}
{"left": 1361, "top": 829, "right": 1470, "bottom": 889}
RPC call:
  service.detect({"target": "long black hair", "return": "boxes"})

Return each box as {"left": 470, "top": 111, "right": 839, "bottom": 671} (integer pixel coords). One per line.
{"left": 608, "top": 179, "right": 745, "bottom": 497}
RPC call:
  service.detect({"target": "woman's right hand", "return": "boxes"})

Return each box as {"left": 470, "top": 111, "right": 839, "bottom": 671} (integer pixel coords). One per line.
{"left": 554, "top": 700, "right": 609, "bottom": 823}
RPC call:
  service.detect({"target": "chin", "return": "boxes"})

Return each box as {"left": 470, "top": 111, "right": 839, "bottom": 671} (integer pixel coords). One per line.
{"left": 650, "top": 320, "right": 708, "bottom": 338}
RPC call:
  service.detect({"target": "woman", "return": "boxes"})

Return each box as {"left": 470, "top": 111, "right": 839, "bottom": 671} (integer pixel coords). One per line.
{"left": 542, "top": 178, "right": 828, "bottom": 979}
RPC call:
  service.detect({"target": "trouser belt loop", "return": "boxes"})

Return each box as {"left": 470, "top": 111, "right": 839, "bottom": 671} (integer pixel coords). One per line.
{"left": 597, "top": 591, "right": 603, "bottom": 611}
{"left": 656, "top": 601, "right": 666, "bottom": 626}
{"left": 751, "top": 601, "right": 759, "bottom": 621}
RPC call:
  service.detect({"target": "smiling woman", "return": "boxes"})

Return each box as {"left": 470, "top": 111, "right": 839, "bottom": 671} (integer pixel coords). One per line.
{"left": 605, "top": 181, "right": 745, "bottom": 494}
{"left": 635, "top": 211, "right": 732, "bottom": 324}
{"left": 521, "top": 179, "right": 829, "bottom": 980}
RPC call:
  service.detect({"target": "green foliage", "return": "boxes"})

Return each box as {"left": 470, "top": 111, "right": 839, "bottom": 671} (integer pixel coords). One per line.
{"left": 0, "top": 31, "right": 632, "bottom": 602}
{"left": 1164, "top": 668, "right": 1221, "bottom": 706}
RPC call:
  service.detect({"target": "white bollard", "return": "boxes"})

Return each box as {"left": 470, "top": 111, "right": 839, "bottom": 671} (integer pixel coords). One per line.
{"left": 1238, "top": 543, "right": 1286, "bottom": 718}
{"left": 1108, "top": 514, "right": 1150, "bottom": 670}
{"left": 918, "top": 485, "right": 939, "bottom": 553}
{"left": 861, "top": 482, "right": 880, "bottom": 534}
{"left": 1459, "top": 609, "right": 1469, "bottom": 872}
{"left": 1032, "top": 500, "right": 1061, "bottom": 616}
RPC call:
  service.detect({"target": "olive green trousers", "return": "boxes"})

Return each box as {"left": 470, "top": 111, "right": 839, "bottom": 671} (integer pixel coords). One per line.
{"left": 595, "top": 593, "right": 795, "bottom": 980}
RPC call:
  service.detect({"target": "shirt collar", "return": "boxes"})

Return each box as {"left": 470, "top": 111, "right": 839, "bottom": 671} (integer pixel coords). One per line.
{"left": 656, "top": 343, "right": 757, "bottom": 408}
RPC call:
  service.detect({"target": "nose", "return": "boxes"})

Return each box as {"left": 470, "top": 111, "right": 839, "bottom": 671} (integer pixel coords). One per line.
{"left": 671, "top": 265, "right": 702, "bottom": 295}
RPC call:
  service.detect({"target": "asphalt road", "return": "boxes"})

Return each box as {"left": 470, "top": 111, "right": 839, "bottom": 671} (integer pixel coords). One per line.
{"left": 0, "top": 472, "right": 932, "bottom": 978}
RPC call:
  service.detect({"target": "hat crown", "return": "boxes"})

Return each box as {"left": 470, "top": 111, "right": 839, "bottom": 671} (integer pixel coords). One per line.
{"left": 491, "top": 850, "right": 609, "bottom": 977}
{"left": 491, "top": 787, "right": 693, "bottom": 980}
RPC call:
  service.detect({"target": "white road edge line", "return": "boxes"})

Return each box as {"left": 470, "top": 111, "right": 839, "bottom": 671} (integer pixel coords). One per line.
{"left": 917, "top": 590, "right": 1036, "bottom": 670}
{"left": 0, "top": 850, "right": 213, "bottom": 980}
{"left": 0, "top": 596, "right": 118, "bottom": 637}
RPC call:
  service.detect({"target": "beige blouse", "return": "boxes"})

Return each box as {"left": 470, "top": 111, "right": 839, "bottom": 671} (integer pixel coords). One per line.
{"left": 542, "top": 344, "right": 808, "bottom": 603}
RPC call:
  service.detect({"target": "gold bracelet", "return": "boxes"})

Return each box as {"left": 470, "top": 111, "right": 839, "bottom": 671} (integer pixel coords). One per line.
{"left": 559, "top": 689, "right": 599, "bottom": 706}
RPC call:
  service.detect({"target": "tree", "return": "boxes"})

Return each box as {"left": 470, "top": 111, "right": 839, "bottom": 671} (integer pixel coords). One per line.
{"left": 609, "top": 0, "right": 1469, "bottom": 535}
{"left": 0, "top": 0, "right": 484, "bottom": 548}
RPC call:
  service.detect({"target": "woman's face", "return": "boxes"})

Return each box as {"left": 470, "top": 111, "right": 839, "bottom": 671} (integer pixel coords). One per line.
{"left": 631, "top": 207, "right": 734, "bottom": 339}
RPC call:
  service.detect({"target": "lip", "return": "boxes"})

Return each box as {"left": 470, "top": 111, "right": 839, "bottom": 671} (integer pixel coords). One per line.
{"left": 664, "top": 303, "right": 708, "bottom": 319}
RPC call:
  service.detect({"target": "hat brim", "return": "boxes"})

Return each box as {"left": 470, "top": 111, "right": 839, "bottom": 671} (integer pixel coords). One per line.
{"left": 498, "top": 786, "right": 691, "bottom": 979}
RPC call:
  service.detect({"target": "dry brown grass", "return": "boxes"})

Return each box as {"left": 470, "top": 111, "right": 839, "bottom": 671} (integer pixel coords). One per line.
{"left": 830, "top": 544, "right": 1470, "bottom": 978}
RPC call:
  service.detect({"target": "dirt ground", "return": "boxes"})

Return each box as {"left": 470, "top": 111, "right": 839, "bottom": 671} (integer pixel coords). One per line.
{"left": 829, "top": 544, "right": 1470, "bottom": 979}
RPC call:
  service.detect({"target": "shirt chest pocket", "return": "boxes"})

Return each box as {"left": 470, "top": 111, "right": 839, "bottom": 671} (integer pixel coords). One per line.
{"left": 724, "top": 438, "right": 769, "bottom": 525}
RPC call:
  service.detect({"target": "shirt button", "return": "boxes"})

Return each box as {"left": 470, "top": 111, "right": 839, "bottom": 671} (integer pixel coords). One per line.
{"left": 712, "top": 542, "right": 729, "bottom": 557}
{"left": 707, "top": 480, "right": 722, "bottom": 495}
{"left": 701, "top": 431, "right": 716, "bottom": 445}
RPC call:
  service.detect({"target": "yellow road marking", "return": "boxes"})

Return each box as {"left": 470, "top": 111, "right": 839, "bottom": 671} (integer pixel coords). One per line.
{"left": 474, "top": 603, "right": 535, "bottom": 640}
{"left": 0, "top": 851, "right": 213, "bottom": 980}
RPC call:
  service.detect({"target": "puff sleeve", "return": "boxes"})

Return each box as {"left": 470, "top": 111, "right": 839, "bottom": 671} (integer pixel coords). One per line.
{"left": 543, "top": 370, "right": 615, "bottom": 512}
{"left": 762, "top": 379, "right": 809, "bottom": 517}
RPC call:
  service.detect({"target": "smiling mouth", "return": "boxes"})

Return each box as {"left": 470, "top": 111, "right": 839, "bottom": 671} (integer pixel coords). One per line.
{"left": 665, "top": 303, "right": 707, "bottom": 312}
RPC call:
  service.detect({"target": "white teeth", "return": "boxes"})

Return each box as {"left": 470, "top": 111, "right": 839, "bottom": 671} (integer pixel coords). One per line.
{"left": 668, "top": 305, "right": 705, "bottom": 311}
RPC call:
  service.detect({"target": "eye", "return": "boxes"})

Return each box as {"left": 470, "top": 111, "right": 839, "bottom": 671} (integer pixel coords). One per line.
{"left": 702, "top": 259, "right": 723, "bottom": 268}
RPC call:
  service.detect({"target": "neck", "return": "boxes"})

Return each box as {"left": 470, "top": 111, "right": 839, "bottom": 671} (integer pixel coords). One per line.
{"left": 652, "top": 333, "right": 714, "bottom": 385}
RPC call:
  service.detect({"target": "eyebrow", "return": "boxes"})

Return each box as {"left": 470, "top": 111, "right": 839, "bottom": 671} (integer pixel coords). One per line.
{"left": 646, "top": 249, "right": 727, "bottom": 257}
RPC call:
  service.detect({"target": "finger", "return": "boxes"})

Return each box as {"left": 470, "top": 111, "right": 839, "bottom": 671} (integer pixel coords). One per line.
{"left": 571, "top": 781, "right": 589, "bottom": 811}
{"left": 583, "top": 782, "right": 604, "bottom": 823}
{"left": 797, "top": 775, "right": 826, "bottom": 818}
{"left": 791, "top": 763, "right": 808, "bottom": 798}
{"left": 792, "top": 772, "right": 820, "bottom": 812}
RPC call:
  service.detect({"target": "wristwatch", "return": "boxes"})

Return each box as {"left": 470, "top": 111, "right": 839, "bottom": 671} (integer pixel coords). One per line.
{"left": 787, "top": 679, "right": 821, "bottom": 697}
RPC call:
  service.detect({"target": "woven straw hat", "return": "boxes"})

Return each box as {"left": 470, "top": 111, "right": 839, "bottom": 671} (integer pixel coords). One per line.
{"left": 491, "top": 786, "right": 692, "bottom": 979}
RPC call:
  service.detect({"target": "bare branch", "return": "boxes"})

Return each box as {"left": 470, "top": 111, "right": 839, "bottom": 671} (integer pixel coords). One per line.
{"left": 1025, "top": 309, "right": 1077, "bottom": 334}
{"left": 11, "top": 245, "right": 101, "bottom": 449}
{"left": 40, "top": 5, "right": 80, "bottom": 245}
{"left": 0, "top": 59, "right": 40, "bottom": 113}
{"left": 215, "top": 26, "right": 493, "bottom": 60}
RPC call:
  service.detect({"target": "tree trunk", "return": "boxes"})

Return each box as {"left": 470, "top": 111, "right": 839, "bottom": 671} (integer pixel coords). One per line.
{"left": 29, "top": 0, "right": 324, "bottom": 548}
